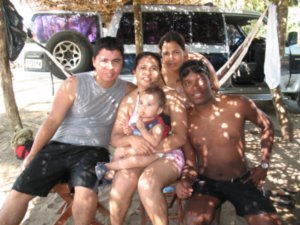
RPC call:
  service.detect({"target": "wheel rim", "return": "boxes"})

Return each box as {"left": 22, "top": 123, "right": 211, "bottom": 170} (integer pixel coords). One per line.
{"left": 52, "top": 41, "right": 82, "bottom": 70}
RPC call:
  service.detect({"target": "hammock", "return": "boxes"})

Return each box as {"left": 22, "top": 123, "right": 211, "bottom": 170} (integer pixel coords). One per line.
{"left": 216, "top": 7, "right": 268, "bottom": 87}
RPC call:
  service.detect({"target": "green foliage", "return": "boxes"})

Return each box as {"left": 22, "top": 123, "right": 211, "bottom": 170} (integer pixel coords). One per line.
{"left": 244, "top": 0, "right": 267, "bottom": 12}
{"left": 287, "top": 6, "right": 300, "bottom": 32}
{"left": 289, "top": 0, "right": 299, "bottom": 6}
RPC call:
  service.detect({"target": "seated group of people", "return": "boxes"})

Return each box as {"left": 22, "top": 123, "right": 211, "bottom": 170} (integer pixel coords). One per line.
{"left": 0, "top": 31, "right": 282, "bottom": 225}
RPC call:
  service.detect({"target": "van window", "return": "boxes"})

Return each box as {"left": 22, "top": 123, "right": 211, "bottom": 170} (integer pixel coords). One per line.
{"left": 117, "top": 13, "right": 134, "bottom": 44}
{"left": 117, "top": 11, "right": 225, "bottom": 46}
{"left": 122, "top": 54, "right": 136, "bottom": 75}
{"left": 192, "top": 13, "right": 225, "bottom": 44}
{"left": 31, "top": 13, "right": 101, "bottom": 43}
{"left": 171, "top": 12, "right": 191, "bottom": 43}
{"left": 117, "top": 12, "right": 189, "bottom": 45}
{"left": 227, "top": 24, "right": 242, "bottom": 46}
{"left": 143, "top": 12, "right": 172, "bottom": 44}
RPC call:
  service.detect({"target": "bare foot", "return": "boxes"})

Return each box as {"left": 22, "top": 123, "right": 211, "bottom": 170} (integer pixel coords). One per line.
{"left": 105, "top": 170, "right": 115, "bottom": 180}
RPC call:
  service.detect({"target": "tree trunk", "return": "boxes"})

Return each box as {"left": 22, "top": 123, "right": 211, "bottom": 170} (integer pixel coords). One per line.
{"left": 133, "top": 0, "right": 143, "bottom": 55}
{"left": 0, "top": 0, "right": 23, "bottom": 131}
{"left": 270, "top": 87, "right": 293, "bottom": 141}
{"left": 276, "top": 0, "right": 288, "bottom": 56}
{"left": 270, "top": 1, "right": 293, "bottom": 141}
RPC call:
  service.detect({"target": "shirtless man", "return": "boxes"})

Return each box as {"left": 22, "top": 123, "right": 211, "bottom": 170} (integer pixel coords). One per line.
{"left": 176, "top": 59, "right": 282, "bottom": 225}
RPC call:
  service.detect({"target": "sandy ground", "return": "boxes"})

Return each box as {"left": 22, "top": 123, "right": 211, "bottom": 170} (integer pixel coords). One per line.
{"left": 0, "top": 68, "right": 299, "bottom": 225}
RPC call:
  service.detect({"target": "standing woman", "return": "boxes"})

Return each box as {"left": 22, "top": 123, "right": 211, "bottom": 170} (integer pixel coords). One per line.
{"left": 159, "top": 31, "right": 219, "bottom": 97}
{"left": 109, "top": 52, "right": 187, "bottom": 225}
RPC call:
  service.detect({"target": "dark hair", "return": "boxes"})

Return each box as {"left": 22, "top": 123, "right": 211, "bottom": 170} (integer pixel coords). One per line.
{"left": 133, "top": 52, "right": 162, "bottom": 71}
{"left": 93, "top": 36, "right": 124, "bottom": 58}
{"left": 158, "top": 31, "right": 186, "bottom": 51}
{"left": 179, "top": 60, "right": 210, "bottom": 81}
{"left": 142, "top": 85, "right": 166, "bottom": 108}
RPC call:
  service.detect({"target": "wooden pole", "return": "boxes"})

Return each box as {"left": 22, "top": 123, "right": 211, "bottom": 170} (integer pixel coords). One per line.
{"left": 133, "top": 0, "right": 143, "bottom": 55}
{"left": 0, "top": 0, "right": 23, "bottom": 131}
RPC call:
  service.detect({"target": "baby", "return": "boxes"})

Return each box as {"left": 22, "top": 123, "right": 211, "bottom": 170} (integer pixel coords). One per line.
{"left": 95, "top": 85, "right": 170, "bottom": 180}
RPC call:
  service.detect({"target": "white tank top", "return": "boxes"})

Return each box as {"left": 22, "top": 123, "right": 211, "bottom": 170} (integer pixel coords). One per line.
{"left": 52, "top": 73, "right": 127, "bottom": 148}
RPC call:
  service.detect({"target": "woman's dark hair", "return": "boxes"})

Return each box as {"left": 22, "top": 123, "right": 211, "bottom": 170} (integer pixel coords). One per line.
{"left": 158, "top": 31, "right": 186, "bottom": 51}
{"left": 179, "top": 59, "right": 210, "bottom": 81}
{"left": 93, "top": 36, "right": 124, "bottom": 58}
{"left": 142, "top": 85, "right": 166, "bottom": 108}
{"left": 133, "top": 52, "right": 162, "bottom": 71}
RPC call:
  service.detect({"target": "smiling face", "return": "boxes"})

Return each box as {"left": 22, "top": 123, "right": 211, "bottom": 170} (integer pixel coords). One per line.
{"left": 161, "top": 41, "right": 186, "bottom": 73}
{"left": 134, "top": 55, "right": 161, "bottom": 90}
{"left": 182, "top": 72, "right": 214, "bottom": 106}
{"left": 92, "top": 48, "right": 123, "bottom": 87}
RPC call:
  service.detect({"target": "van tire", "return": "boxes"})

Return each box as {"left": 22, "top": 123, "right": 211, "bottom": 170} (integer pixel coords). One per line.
{"left": 46, "top": 30, "right": 93, "bottom": 79}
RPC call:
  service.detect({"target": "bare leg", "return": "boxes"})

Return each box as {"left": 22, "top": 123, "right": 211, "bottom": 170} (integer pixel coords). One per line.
{"left": 0, "top": 190, "right": 34, "bottom": 225}
{"left": 185, "top": 194, "right": 221, "bottom": 225}
{"left": 138, "top": 157, "right": 179, "bottom": 225}
{"left": 109, "top": 167, "right": 143, "bottom": 225}
{"left": 106, "top": 154, "right": 160, "bottom": 170}
{"left": 72, "top": 186, "right": 98, "bottom": 225}
{"left": 105, "top": 147, "right": 133, "bottom": 179}
{"left": 245, "top": 213, "right": 282, "bottom": 225}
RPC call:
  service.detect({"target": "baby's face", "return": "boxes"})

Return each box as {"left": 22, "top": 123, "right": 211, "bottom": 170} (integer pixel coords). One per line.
{"left": 138, "top": 93, "right": 162, "bottom": 120}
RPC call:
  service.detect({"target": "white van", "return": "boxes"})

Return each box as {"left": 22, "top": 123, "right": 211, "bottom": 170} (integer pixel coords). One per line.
{"left": 107, "top": 4, "right": 300, "bottom": 106}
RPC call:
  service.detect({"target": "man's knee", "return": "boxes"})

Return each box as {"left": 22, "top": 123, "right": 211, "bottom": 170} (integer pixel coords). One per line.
{"left": 185, "top": 210, "right": 214, "bottom": 225}
{"left": 184, "top": 195, "right": 219, "bottom": 225}
{"left": 73, "top": 186, "right": 98, "bottom": 207}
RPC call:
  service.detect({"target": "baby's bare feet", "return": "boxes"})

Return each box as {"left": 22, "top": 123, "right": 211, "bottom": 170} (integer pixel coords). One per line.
{"left": 105, "top": 170, "right": 115, "bottom": 180}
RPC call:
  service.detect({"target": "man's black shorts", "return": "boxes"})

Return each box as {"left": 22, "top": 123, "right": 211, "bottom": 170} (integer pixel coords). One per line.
{"left": 13, "top": 141, "right": 110, "bottom": 197}
{"left": 192, "top": 171, "right": 277, "bottom": 217}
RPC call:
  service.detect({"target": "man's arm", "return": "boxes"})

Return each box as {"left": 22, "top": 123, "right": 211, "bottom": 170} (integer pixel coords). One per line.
{"left": 23, "top": 76, "right": 77, "bottom": 169}
{"left": 244, "top": 97, "right": 274, "bottom": 163}
{"left": 176, "top": 139, "right": 198, "bottom": 199}
{"left": 242, "top": 97, "right": 274, "bottom": 186}
{"left": 181, "top": 139, "right": 198, "bottom": 183}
